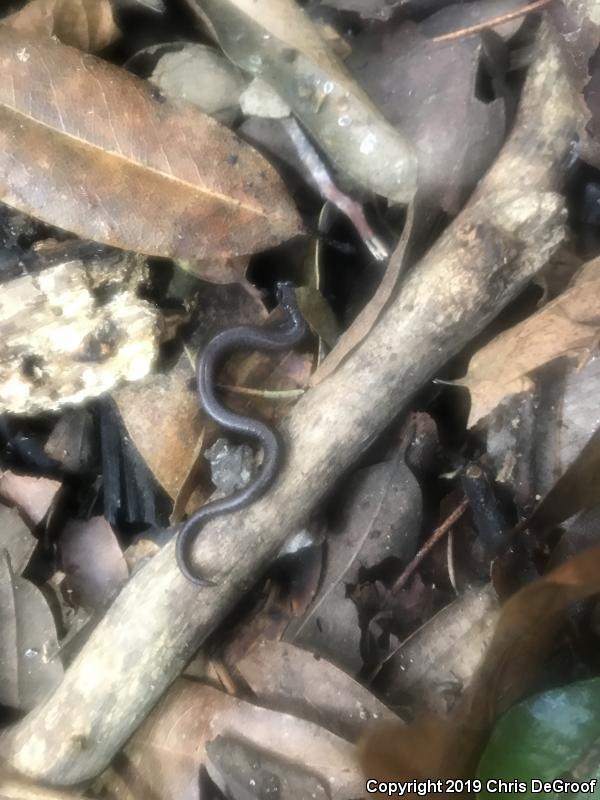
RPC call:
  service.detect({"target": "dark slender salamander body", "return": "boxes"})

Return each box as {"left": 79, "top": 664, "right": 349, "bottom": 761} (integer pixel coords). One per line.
{"left": 176, "top": 282, "right": 307, "bottom": 585}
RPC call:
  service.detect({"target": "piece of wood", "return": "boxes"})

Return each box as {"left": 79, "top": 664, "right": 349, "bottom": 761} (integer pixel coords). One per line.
{"left": 0, "top": 250, "right": 160, "bottom": 414}
{"left": 0, "top": 22, "right": 576, "bottom": 783}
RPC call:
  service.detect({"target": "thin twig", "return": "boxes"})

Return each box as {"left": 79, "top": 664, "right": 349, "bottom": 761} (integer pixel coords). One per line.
{"left": 392, "top": 498, "right": 469, "bottom": 594}
{"left": 217, "top": 384, "right": 305, "bottom": 400}
{"left": 431, "top": 0, "right": 553, "bottom": 44}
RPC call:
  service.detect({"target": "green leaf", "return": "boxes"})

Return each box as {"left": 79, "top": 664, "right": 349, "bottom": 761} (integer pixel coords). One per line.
{"left": 477, "top": 678, "right": 600, "bottom": 800}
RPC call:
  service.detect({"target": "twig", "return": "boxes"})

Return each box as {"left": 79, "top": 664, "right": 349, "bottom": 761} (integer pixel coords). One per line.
{"left": 431, "top": 0, "right": 553, "bottom": 44}
{"left": 283, "top": 118, "right": 389, "bottom": 262}
{"left": 392, "top": 499, "right": 469, "bottom": 594}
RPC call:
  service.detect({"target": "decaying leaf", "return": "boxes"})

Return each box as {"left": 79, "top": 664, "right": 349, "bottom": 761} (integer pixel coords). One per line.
{"left": 0, "top": 472, "right": 60, "bottom": 529}
{"left": 359, "top": 546, "right": 600, "bottom": 794}
{"left": 0, "top": 28, "right": 302, "bottom": 260}
{"left": 285, "top": 444, "right": 422, "bottom": 673}
{"left": 319, "top": 0, "right": 401, "bottom": 22}
{"left": 377, "top": 585, "right": 500, "bottom": 715}
{"left": 112, "top": 356, "right": 205, "bottom": 504}
{"left": 462, "top": 257, "right": 600, "bottom": 426}
{"left": 3, "top": 0, "right": 121, "bottom": 53}
{"left": 103, "top": 680, "right": 364, "bottom": 800}
{"left": 346, "top": 18, "right": 506, "bottom": 220}
{"left": 421, "top": 0, "right": 536, "bottom": 41}
{"left": 205, "top": 735, "right": 331, "bottom": 800}
{"left": 237, "top": 640, "right": 396, "bottom": 740}
{"left": 0, "top": 506, "right": 36, "bottom": 577}
{"left": 145, "top": 42, "right": 247, "bottom": 125}
{"left": 548, "top": 0, "right": 600, "bottom": 170}
{"left": 0, "top": 552, "right": 63, "bottom": 712}
{"left": 0, "top": 255, "right": 160, "bottom": 415}
{"left": 188, "top": 0, "right": 418, "bottom": 203}
{"left": 60, "top": 517, "right": 129, "bottom": 613}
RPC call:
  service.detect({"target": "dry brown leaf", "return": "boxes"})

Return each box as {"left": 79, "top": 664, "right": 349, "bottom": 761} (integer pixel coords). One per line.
{"left": 359, "top": 545, "right": 600, "bottom": 796}
{"left": 102, "top": 680, "right": 364, "bottom": 800}
{"left": 462, "top": 256, "right": 600, "bottom": 426}
{"left": 4, "top": 0, "right": 120, "bottom": 53}
{"left": 59, "top": 517, "right": 129, "bottom": 613}
{"left": 378, "top": 585, "right": 500, "bottom": 716}
{"left": 0, "top": 471, "right": 61, "bottom": 529}
{"left": 0, "top": 28, "right": 302, "bottom": 261}
{"left": 112, "top": 357, "right": 204, "bottom": 503}
{"left": 237, "top": 640, "right": 397, "bottom": 741}
{"left": 187, "top": 0, "right": 417, "bottom": 203}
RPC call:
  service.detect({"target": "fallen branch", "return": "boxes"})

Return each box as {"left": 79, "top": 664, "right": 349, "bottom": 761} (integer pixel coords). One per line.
{"left": 0, "top": 22, "right": 577, "bottom": 783}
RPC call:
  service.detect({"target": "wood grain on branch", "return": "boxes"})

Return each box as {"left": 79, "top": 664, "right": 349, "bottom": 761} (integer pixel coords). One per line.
{"left": 0, "top": 23, "right": 577, "bottom": 783}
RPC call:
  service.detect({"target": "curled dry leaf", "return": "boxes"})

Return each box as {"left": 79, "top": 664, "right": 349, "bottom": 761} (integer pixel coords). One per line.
{"left": 3, "top": 0, "right": 121, "bottom": 53}
{"left": 189, "top": 0, "right": 418, "bottom": 203}
{"left": 0, "top": 28, "right": 302, "bottom": 260}
{"left": 462, "top": 257, "right": 600, "bottom": 427}
{"left": 359, "top": 546, "right": 600, "bottom": 795}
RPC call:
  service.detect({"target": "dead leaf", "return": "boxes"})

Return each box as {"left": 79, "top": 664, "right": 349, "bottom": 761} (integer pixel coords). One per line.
{"left": 59, "top": 517, "right": 129, "bottom": 613}
{"left": 285, "top": 444, "right": 422, "bottom": 673}
{"left": 0, "top": 506, "right": 36, "bottom": 577}
{"left": 462, "top": 257, "right": 600, "bottom": 426}
{"left": 319, "top": 0, "right": 400, "bottom": 22}
{"left": 0, "top": 471, "right": 61, "bottom": 529}
{"left": 205, "top": 736, "right": 330, "bottom": 800}
{"left": 0, "top": 28, "right": 302, "bottom": 260}
{"left": 237, "top": 640, "right": 397, "bottom": 741}
{"left": 421, "top": 0, "right": 536, "bottom": 41}
{"left": 377, "top": 585, "right": 500, "bottom": 715}
{"left": 359, "top": 546, "right": 600, "bottom": 794}
{"left": 113, "top": 357, "right": 205, "bottom": 504}
{"left": 0, "top": 552, "right": 63, "bottom": 712}
{"left": 548, "top": 0, "right": 600, "bottom": 170}
{"left": 102, "top": 680, "right": 364, "bottom": 800}
{"left": 4, "top": 0, "right": 121, "bottom": 52}
{"left": 346, "top": 19, "right": 506, "bottom": 221}
{"left": 187, "top": 0, "right": 418, "bottom": 203}
{"left": 144, "top": 42, "right": 247, "bottom": 125}
{"left": 44, "top": 407, "right": 94, "bottom": 474}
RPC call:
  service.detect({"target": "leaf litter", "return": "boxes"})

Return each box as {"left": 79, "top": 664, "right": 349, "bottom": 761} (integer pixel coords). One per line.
{"left": 1, "top": 0, "right": 600, "bottom": 797}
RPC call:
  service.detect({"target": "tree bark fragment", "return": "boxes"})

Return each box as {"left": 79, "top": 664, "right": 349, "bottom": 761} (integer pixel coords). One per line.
{"left": 0, "top": 249, "right": 159, "bottom": 415}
